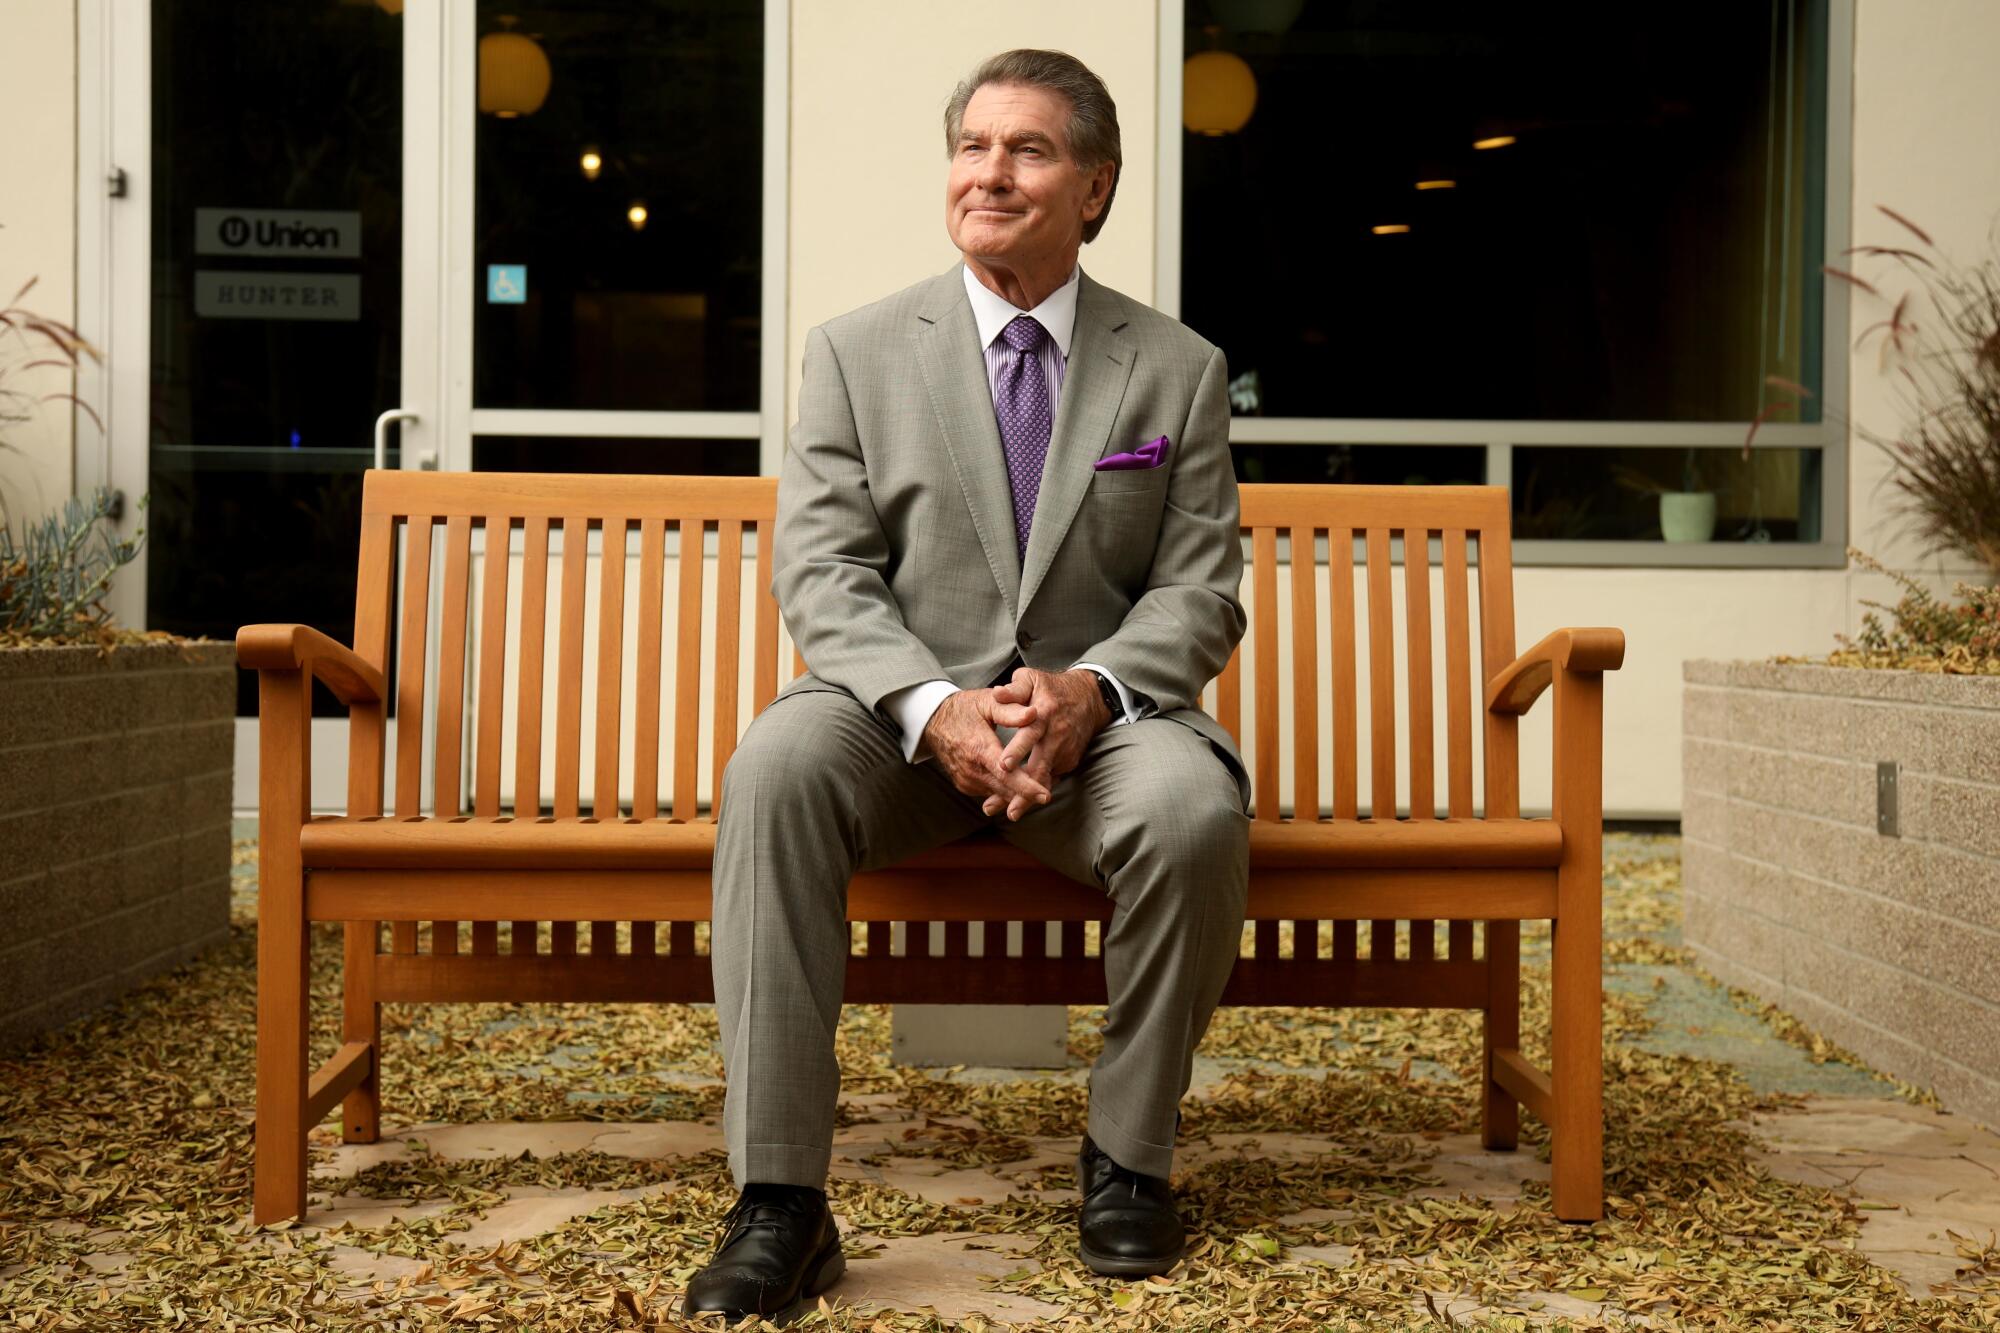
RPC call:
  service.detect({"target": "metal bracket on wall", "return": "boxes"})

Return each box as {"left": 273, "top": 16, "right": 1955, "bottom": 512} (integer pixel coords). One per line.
{"left": 1876, "top": 761, "right": 1900, "bottom": 837}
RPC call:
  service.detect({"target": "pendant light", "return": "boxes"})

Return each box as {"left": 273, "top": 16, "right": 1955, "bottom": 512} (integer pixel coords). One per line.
{"left": 1183, "top": 28, "right": 1257, "bottom": 137}
{"left": 479, "top": 16, "right": 552, "bottom": 119}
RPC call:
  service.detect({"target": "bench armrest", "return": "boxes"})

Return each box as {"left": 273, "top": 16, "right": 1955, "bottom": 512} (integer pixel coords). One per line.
{"left": 236, "top": 623, "right": 385, "bottom": 706}
{"left": 1485, "top": 627, "right": 1625, "bottom": 716}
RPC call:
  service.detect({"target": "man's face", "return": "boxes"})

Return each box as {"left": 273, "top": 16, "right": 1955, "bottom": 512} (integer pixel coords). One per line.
{"left": 946, "top": 82, "right": 1111, "bottom": 273}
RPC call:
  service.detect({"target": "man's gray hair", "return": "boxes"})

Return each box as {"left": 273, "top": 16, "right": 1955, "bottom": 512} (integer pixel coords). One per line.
{"left": 944, "top": 49, "right": 1122, "bottom": 244}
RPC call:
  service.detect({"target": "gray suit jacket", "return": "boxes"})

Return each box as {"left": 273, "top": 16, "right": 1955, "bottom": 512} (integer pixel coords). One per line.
{"left": 772, "top": 266, "right": 1247, "bottom": 792}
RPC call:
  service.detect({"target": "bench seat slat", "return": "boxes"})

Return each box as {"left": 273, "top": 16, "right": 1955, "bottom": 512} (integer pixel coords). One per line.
{"left": 367, "top": 953, "right": 1490, "bottom": 1009}
{"left": 306, "top": 866, "right": 1558, "bottom": 925}
{"left": 299, "top": 814, "right": 1563, "bottom": 871}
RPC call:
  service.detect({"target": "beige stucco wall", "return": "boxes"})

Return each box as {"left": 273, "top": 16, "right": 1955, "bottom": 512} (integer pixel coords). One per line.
{"left": 786, "top": 1, "right": 1158, "bottom": 427}
{"left": 0, "top": 1, "right": 78, "bottom": 524}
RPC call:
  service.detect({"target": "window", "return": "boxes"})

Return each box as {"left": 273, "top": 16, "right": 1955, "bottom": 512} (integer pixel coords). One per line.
{"left": 1169, "top": 0, "right": 1847, "bottom": 564}
{"left": 470, "top": 0, "right": 772, "bottom": 468}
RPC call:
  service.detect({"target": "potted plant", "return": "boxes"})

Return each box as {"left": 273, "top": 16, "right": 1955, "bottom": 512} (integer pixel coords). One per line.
{"left": 0, "top": 277, "right": 236, "bottom": 1054}
{"left": 1611, "top": 449, "right": 1722, "bottom": 542}
{"left": 1659, "top": 449, "right": 1719, "bottom": 542}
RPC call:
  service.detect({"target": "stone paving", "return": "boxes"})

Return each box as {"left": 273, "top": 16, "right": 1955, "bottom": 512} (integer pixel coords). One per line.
{"left": 291, "top": 1068, "right": 2000, "bottom": 1325}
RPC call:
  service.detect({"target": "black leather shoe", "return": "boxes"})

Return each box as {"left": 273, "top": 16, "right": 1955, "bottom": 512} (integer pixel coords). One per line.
{"left": 682, "top": 1183, "right": 844, "bottom": 1325}
{"left": 1077, "top": 1135, "right": 1185, "bottom": 1277}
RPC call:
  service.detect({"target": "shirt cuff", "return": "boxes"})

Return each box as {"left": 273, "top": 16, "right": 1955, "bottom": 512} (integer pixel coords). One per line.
{"left": 1072, "top": 662, "right": 1151, "bottom": 726}
{"left": 882, "top": 678, "right": 959, "bottom": 762}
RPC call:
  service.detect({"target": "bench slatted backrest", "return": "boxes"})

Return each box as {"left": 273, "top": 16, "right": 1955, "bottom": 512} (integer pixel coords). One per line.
{"left": 1222, "top": 485, "right": 1517, "bottom": 825}
{"left": 352, "top": 474, "right": 1519, "bottom": 831}
{"left": 350, "top": 472, "right": 783, "bottom": 830}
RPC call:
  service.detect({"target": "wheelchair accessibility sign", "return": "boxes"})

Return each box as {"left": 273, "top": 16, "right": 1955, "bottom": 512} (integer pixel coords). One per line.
{"left": 486, "top": 264, "right": 527, "bottom": 304}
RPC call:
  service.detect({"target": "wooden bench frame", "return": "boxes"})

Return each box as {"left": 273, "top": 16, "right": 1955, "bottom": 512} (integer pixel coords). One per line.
{"left": 240, "top": 471, "right": 1623, "bottom": 1227}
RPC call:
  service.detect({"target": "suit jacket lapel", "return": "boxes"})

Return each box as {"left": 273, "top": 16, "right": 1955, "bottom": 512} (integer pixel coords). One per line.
{"left": 914, "top": 269, "right": 1021, "bottom": 617}
{"left": 1018, "top": 273, "right": 1135, "bottom": 614}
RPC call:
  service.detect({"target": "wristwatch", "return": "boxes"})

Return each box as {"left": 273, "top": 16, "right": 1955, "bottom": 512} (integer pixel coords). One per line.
{"left": 1087, "top": 669, "right": 1125, "bottom": 723}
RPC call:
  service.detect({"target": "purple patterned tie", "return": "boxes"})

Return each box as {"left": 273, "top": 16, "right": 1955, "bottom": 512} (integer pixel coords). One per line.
{"left": 994, "top": 315, "right": 1052, "bottom": 558}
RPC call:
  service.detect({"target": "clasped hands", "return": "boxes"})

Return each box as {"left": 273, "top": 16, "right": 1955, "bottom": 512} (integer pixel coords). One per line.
{"left": 920, "top": 666, "right": 1110, "bottom": 820}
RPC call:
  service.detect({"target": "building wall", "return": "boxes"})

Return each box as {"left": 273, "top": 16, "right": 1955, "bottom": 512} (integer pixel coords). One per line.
{"left": 0, "top": 0, "right": 78, "bottom": 523}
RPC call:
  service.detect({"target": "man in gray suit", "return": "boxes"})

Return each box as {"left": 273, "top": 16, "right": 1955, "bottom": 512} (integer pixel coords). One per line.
{"left": 685, "top": 48, "right": 1250, "bottom": 1324}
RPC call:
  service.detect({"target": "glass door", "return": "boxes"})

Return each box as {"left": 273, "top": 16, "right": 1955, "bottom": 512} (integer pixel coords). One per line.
{"left": 146, "top": 0, "right": 405, "bottom": 716}
{"left": 130, "top": 0, "right": 781, "bottom": 808}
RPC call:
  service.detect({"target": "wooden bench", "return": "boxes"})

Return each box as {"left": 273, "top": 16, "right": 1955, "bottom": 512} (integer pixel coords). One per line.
{"left": 239, "top": 470, "right": 1623, "bottom": 1227}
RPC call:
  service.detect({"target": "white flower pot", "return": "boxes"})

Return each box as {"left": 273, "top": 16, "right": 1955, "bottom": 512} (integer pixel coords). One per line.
{"left": 1660, "top": 491, "right": 1718, "bottom": 543}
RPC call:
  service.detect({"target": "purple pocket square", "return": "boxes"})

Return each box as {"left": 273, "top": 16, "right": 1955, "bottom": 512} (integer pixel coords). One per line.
{"left": 1094, "top": 434, "right": 1169, "bottom": 471}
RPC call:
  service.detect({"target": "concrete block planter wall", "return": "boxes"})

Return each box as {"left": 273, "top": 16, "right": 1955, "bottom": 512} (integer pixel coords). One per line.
{"left": 1683, "top": 660, "right": 2000, "bottom": 1127}
{"left": 0, "top": 641, "right": 236, "bottom": 1051}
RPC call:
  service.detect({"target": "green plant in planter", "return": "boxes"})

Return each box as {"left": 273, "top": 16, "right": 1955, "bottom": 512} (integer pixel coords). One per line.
{"left": 0, "top": 488, "right": 146, "bottom": 645}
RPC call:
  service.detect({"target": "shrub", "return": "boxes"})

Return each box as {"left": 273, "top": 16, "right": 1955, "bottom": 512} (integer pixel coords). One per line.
{"left": 1833, "top": 208, "right": 2000, "bottom": 581}
{"left": 1828, "top": 547, "right": 2000, "bottom": 674}
{"left": 0, "top": 488, "right": 145, "bottom": 645}
{"left": 1, "top": 276, "right": 101, "bottom": 528}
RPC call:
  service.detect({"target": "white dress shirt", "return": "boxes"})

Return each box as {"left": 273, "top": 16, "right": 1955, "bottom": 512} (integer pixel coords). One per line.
{"left": 880, "top": 265, "right": 1150, "bottom": 762}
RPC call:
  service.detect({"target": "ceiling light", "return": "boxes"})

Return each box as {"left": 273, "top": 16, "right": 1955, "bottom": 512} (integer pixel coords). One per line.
{"left": 1416, "top": 179, "right": 1457, "bottom": 190}
{"left": 627, "top": 203, "right": 648, "bottom": 231}
{"left": 1473, "top": 135, "right": 1517, "bottom": 150}
{"left": 1372, "top": 224, "right": 1411, "bottom": 235}
{"left": 580, "top": 150, "right": 602, "bottom": 181}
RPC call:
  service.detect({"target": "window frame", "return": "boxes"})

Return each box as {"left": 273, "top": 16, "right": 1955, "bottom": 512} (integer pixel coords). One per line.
{"left": 1154, "top": 0, "right": 1855, "bottom": 568}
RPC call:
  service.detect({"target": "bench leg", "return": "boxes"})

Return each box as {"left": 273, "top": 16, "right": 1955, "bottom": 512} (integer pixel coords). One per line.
{"left": 1481, "top": 920, "right": 1520, "bottom": 1151}
{"left": 1550, "top": 909, "right": 1604, "bottom": 1222}
{"left": 253, "top": 669, "right": 311, "bottom": 1225}
{"left": 341, "top": 921, "right": 382, "bottom": 1144}
{"left": 1549, "top": 672, "right": 1605, "bottom": 1223}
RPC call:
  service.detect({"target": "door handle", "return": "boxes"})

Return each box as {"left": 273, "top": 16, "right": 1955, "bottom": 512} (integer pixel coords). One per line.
{"left": 373, "top": 408, "right": 420, "bottom": 470}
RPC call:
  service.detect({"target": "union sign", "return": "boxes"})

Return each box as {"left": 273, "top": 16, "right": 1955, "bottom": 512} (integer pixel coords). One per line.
{"left": 194, "top": 208, "right": 363, "bottom": 259}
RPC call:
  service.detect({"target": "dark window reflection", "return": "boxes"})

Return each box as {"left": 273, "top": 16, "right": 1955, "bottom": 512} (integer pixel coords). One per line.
{"left": 473, "top": 1, "right": 762, "bottom": 413}
{"left": 1182, "top": 1, "right": 1827, "bottom": 422}
{"left": 149, "top": 0, "right": 402, "bottom": 716}
{"left": 1511, "top": 446, "right": 1823, "bottom": 542}
{"left": 472, "top": 436, "right": 757, "bottom": 475}
{"left": 1232, "top": 443, "right": 1484, "bottom": 487}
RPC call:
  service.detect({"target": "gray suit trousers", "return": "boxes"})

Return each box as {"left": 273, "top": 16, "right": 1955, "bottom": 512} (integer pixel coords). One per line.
{"left": 711, "top": 689, "right": 1250, "bottom": 1186}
